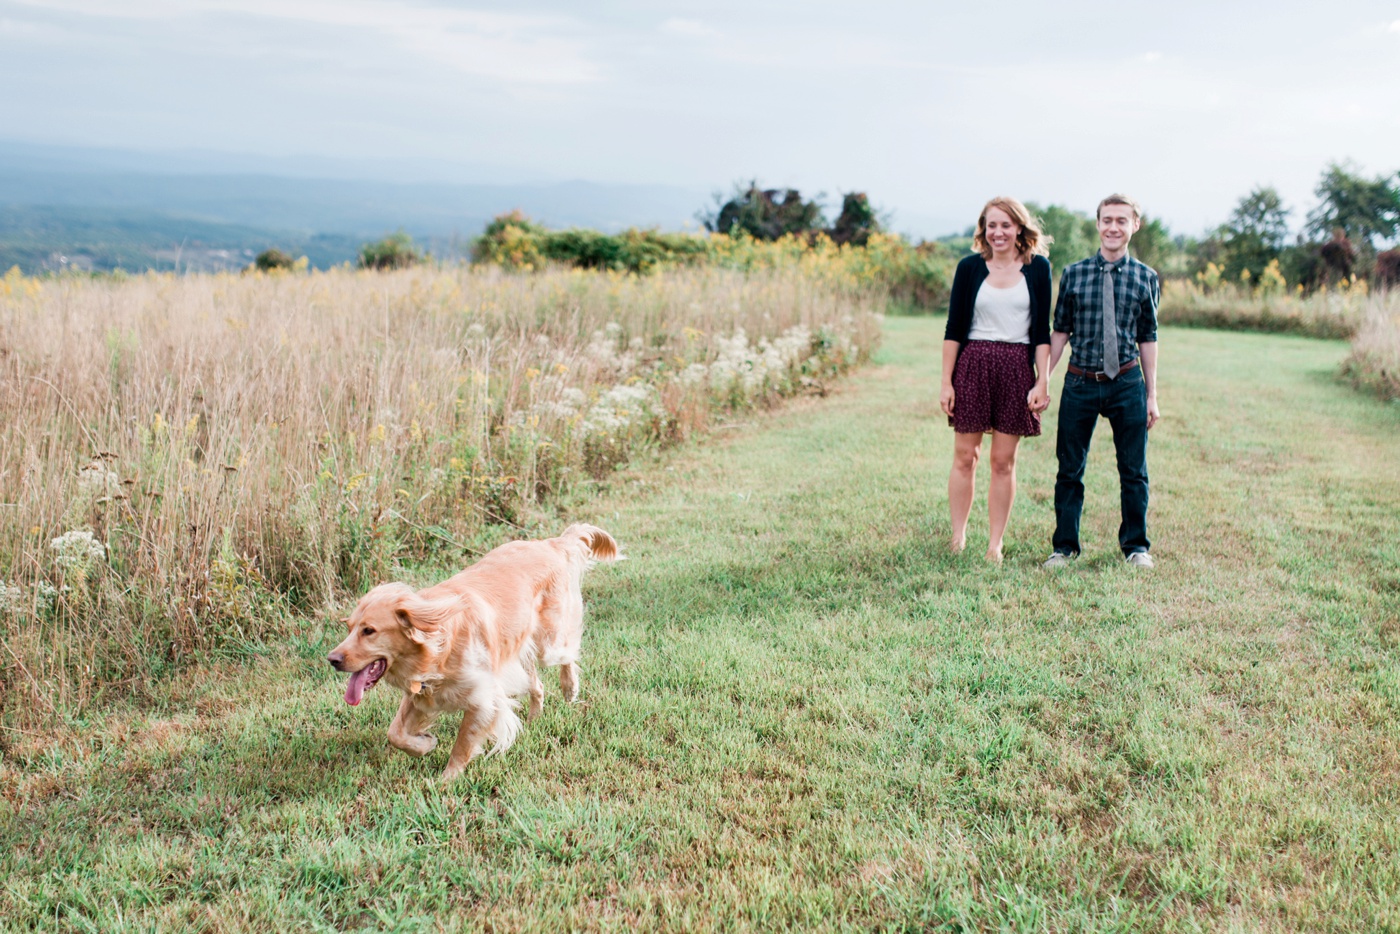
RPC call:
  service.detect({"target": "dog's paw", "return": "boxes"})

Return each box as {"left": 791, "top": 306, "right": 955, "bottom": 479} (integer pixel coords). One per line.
{"left": 390, "top": 731, "right": 438, "bottom": 757}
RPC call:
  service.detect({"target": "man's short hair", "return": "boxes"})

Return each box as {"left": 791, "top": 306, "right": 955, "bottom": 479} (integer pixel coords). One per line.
{"left": 1096, "top": 194, "right": 1142, "bottom": 221}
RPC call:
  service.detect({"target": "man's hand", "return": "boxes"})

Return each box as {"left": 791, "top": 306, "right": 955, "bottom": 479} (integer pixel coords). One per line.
{"left": 1146, "top": 393, "right": 1160, "bottom": 430}
{"left": 940, "top": 383, "right": 955, "bottom": 417}
{"left": 1027, "top": 383, "right": 1050, "bottom": 413}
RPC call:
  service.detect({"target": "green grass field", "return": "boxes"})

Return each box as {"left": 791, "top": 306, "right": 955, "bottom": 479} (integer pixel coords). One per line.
{"left": 3, "top": 318, "right": 1399, "bottom": 932}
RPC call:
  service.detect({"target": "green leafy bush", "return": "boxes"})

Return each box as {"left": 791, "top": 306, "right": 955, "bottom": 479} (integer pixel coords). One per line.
{"left": 540, "top": 228, "right": 708, "bottom": 273}
{"left": 471, "top": 212, "right": 955, "bottom": 311}
{"left": 701, "top": 182, "right": 826, "bottom": 240}
{"left": 254, "top": 248, "right": 296, "bottom": 272}
{"left": 827, "top": 193, "right": 882, "bottom": 247}
{"left": 358, "top": 231, "right": 424, "bottom": 270}
{"left": 472, "top": 212, "right": 707, "bottom": 273}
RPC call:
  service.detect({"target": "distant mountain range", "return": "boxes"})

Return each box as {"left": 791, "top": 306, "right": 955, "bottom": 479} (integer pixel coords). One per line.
{"left": 0, "top": 140, "right": 710, "bottom": 273}
{"left": 0, "top": 139, "right": 964, "bottom": 274}
{"left": 0, "top": 204, "right": 365, "bottom": 273}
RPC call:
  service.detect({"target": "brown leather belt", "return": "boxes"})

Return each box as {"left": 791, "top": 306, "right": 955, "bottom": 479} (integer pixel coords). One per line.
{"left": 1067, "top": 358, "right": 1138, "bottom": 382}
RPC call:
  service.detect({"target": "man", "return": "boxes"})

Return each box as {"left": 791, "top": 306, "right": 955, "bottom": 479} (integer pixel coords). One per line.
{"left": 1044, "top": 194, "right": 1161, "bottom": 569}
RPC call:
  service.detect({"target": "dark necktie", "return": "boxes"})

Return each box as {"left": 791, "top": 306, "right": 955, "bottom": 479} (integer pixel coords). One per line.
{"left": 1102, "top": 263, "right": 1119, "bottom": 379}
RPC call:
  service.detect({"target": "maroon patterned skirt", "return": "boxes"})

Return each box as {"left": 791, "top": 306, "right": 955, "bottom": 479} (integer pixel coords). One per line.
{"left": 949, "top": 340, "right": 1041, "bottom": 437}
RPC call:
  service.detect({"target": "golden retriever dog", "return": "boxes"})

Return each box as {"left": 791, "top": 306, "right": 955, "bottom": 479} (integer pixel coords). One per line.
{"left": 327, "top": 523, "right": 619, "bottom": 779}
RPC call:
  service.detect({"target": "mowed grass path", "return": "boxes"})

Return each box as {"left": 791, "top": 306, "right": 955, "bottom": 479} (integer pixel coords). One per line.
{"left": 3, "top": 318, "right": 1399, "bottom": 932}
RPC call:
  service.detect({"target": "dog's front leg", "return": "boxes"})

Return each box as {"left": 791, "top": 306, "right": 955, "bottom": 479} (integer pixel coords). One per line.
{"left": 441, "top": 705, "right": 494, "bottom": 781}
{"left": 387, "top": 694, "right": 438, "bottom": 757}
{"left": 527, "top": 664, "right": 544, "bottom": 720}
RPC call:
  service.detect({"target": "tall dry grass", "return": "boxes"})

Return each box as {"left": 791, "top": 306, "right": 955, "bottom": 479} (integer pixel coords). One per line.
{"left": 0, "top": 264, "right": 881, "bottom": 717}
{"left": 1341, "top": 292, "right": 1400, "bottom": 402}
{"left": 1159, "top": 277, "right": 1369, "bottom": 340}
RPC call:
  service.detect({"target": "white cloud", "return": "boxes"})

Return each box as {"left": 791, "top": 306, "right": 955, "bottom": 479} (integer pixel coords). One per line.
{"left": 1141, "top": 51, "right": 1163, "bottom": 62}
{"left": 0, "top": 17, "right": 45, "bottom": 36}
{"left": 7, "top": 0, "right": 602, "bottom": 85}
{"left": 661, "top": 18, "right": 719, "bottom": 39}
{"left": 1390, "top": 19, "right": 1400, "bottom": 33}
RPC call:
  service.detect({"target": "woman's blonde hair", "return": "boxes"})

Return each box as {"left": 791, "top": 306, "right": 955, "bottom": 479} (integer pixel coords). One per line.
{"left": 973, "top": 196, "right": 1051, "bottom": 261}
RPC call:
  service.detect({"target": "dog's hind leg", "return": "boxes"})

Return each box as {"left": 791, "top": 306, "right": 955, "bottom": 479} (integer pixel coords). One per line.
{"left": 442, "top": 703, "right": 501, "bottom": 781}
{"left": 387, "top": 694, "right": 438, "bottom": 757}
{"left": 559, "top": 662, "right": 580, "bottom": 703}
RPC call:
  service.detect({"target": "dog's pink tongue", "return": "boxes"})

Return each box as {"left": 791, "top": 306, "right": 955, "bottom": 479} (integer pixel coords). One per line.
{"left": 344, "top": 666, "right": 372, "bottom": 706}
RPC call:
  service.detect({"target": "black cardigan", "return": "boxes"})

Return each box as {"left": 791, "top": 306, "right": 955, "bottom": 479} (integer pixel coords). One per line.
{"left": 943, "top": 253, "right": 1052, "bottom": 368}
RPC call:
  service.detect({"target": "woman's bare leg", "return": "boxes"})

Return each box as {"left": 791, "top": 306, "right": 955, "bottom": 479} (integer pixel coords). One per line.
{"left": 948, "top": 431, "right": 984, "bottom": 552}
{"left": 986, "top": 431, "right": 1022, "bottom": 563}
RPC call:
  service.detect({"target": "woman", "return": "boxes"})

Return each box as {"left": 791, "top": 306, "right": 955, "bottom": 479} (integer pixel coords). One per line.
{"left": 940, "top": 197, "right": 1052, "bottom": 563}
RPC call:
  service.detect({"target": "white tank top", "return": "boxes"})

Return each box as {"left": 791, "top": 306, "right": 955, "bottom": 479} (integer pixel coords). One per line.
{"left": 967, "top": 276, "right": 1031, "bottom": 344}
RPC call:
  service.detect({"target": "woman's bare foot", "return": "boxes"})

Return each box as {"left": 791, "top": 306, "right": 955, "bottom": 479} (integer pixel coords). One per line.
{"left": 950, "top": 535, "right": 967, "bottom": 554}
{"left": 985, "top": 547, "right": 1003, "bottom": 565}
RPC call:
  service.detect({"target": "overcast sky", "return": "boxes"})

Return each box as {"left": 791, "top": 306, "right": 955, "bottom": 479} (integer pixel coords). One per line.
{"left": 4, "top": 0, "right": 1399, "bottom": 235}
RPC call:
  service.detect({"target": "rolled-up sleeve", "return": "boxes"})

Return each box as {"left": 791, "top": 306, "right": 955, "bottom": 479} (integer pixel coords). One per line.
{"left": 1137, "top": 272, "right": 1160, "bottom": 343}
{"left": 1053, "top": 269, "right": 1074, "bottom": 333}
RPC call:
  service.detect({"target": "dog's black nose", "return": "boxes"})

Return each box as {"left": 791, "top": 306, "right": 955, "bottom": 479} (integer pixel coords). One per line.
{"left": 327, "top": 651, "right": 346, "bottom": 670}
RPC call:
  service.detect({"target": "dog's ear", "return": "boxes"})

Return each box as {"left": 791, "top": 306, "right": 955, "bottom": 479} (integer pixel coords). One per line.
{"left": 394, "top": 604, "right": 430, "bottom": 643}
{"left": 394, "top": 593, "right": 451, "bottom": 644}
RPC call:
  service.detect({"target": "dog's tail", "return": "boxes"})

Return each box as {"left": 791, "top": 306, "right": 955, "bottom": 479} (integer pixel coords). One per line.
{"left": 560, "top": 523, "right": 620, "bottom": 564}
{"left": 483, "top": 696, "right": 523, "bottom": 758}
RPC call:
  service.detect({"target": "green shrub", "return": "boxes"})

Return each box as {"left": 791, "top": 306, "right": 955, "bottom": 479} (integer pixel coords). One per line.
{"left": 827, "top": 193, "right": 882, "bottom": 247}
{"left": 471, "top": 212, "right": 956, "bottom": 312}
{"left": 542, "top": 227, "right": 708, "bottom": 273}
{"left": 702, "top": 182, "right": 826, "bottom": 240}
{"left": 472, "top": 213, "right": 708, "bottom": 273}
{"left": 883, "top": 241, "right": 955, "bottom": 312}
{"left": 254, "top": 248, "right": 295, "bottom": 272}
{"left": 470, "top": 210, "right": 547, "bottom": 270}
{"left": 358, "top": 231, "right": 424, "bottom": 271}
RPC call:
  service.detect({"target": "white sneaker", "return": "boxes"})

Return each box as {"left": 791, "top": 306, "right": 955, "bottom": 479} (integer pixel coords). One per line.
{"left": 1126, "top": 551, "right": 1154, "bottom": 568}
{"left": 1042, "top": 552, "right": 1073, "bottom": 569}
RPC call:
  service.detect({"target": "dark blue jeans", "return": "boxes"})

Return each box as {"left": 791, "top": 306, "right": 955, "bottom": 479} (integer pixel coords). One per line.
{"left": 1053, "top": 367, "right": 1150, "bottom": 557}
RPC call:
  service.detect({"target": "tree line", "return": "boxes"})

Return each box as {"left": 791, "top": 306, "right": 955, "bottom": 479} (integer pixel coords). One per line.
{"left": 251, "top": 162, "right": 1399, "bottom": 295}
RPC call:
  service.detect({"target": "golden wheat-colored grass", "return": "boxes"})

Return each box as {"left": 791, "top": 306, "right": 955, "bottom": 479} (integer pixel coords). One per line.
{"left": 0, "top": 264, "right": 881, "bottom": 716}
{"left": 1342, "top": 292, "right": 1400, "bottom": 401}
{"left": 1158, "top": 278, "right": 1370, "bottom": 339}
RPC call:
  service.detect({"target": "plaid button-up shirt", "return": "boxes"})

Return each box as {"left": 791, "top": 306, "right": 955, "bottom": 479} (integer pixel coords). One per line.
{"left": 1053, "top": 252, "right": 1160, "bottom": 371}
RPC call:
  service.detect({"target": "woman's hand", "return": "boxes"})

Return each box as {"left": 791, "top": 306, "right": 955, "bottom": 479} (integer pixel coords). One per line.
{"left": 1027, "top": 383, "right": 1050, "bottom": 413}
{"left": 940, "top": 382, "right": 955, "bottom": 417}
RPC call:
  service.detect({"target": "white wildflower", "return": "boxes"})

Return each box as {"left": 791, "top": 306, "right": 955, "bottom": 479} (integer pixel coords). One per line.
{"left": 678, "top": 363, "right": 709, "bottom": 388}
{"left": 77, "top": 462, "right": 119, "bottom": 495}
{"left": 771, "top": 325, "right": 812, "bottom": 367}
{"left": 703, "top": 324, "right": 814, "bottom": 395}
{"left": 524, "top": 374, "right": 587, "bottom": 424}
{"left": 0, "top": 580, "right": 58, "bottom": 614}
{"left": 586, "top": 323, "right": 638, "bottom": 376}
{"left": 582, "top": 383, "right": 657, "bottom": 436}
{"left": 50, "top": 529, "right": 107, "bottom": 572}
{"left": 35, "top": 580, "right": 59, "bottom": 611}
